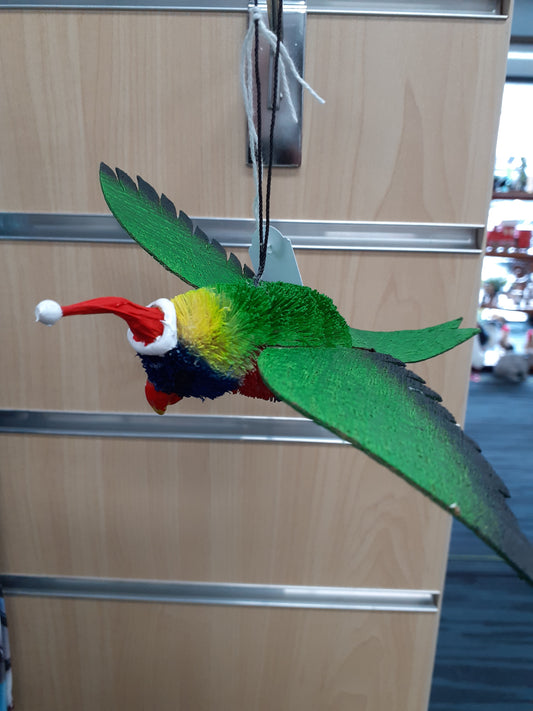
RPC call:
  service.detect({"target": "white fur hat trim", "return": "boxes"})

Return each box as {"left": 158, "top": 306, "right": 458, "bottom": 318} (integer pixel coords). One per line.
{"left": 127, "top": 298, "right": 178, "bottom": 356}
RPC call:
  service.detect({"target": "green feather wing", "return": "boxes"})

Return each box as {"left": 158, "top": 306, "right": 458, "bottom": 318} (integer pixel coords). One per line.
{"left": 99, "top": 163, "right": 253, "bottom": 288}
{"left": 257, "top": 346, "right": 533, "bottom": 585}
{"left": 349, "top": 318, "right": 478, "bottom": 363}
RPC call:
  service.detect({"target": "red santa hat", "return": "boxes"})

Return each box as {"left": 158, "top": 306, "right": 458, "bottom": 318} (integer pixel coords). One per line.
{"left": 35, "top": 296, "right": 178, "bottom": 355}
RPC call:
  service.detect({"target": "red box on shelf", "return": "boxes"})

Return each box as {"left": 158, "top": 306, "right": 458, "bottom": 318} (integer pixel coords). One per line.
{"left": 516, "top": 230, "right": 531, "bottom": 249}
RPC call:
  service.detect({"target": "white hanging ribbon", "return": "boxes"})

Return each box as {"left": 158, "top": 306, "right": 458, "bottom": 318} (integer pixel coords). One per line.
{"left": 240, "top": 5, "right": 325, "bottom": 228}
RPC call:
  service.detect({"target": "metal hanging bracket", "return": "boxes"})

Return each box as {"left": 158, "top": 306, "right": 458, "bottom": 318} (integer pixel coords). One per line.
{"left": 247, "top": 0, "right": 307, "bottom": 167}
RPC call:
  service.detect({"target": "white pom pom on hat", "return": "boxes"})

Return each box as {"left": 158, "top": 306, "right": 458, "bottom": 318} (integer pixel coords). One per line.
{"left": 126, "top": 298, "right": 178, "bottom": 355}
{"left": 35, "top": 300, "right": 63, "bottom": 325}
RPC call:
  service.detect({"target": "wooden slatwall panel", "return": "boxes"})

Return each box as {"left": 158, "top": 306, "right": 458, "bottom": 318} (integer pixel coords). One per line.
{"left": 0, "top": 7, "right": 511, "bottom": 711}
{"left": 7, "top": 597, "right": 437, "bottom": 711}
{"left": 0, "top": 436, "right": 452, "bottom": 589}
{"left": 0, "top": 12, "right": 507, "bottom": 223}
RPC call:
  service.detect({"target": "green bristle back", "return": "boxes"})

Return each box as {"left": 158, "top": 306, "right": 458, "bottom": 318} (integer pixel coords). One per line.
{"left": 212, "top": 281, "right": 351, "bottom": 373}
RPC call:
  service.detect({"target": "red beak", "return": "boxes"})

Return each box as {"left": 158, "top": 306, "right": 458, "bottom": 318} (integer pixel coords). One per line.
{"left": 145, "top": 380, "right": 182, "bottom": 415}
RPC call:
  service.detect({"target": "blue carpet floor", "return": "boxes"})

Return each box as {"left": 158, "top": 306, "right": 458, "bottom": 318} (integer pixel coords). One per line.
{"left": 429, "top": 375, "right": 533, "bottom": 709}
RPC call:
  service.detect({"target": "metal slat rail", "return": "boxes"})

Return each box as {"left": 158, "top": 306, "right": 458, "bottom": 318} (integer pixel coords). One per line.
{"left": 0, "top": 0, "right": 508, "bottom": 20}
{"left": 0, "top": 213, "right": 484, "bottom": 254}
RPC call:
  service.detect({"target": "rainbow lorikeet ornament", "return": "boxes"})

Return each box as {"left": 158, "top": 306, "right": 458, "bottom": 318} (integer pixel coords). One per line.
{"left": 35, "top": 163, "right": 533, "bottom": 586}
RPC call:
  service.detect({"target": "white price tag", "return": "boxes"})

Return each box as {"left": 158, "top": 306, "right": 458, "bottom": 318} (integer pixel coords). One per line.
{"left": 249, "top": 226, "right": 302, "bottom": 285}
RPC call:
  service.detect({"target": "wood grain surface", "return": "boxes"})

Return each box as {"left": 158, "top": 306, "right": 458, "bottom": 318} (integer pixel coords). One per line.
{"left": 5, "top": 595, "right": 439, "bottom": 711}
{"left": 0, "top": 11, "right": 508, "bottom": 223}
{"left": 0, "top": 434, "right": 451, "bottom": 590}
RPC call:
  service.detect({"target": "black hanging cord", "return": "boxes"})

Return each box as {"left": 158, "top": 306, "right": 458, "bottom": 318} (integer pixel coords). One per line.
{"left": 254, "top": 0, "right": 283, "bottom": 285}
{"left": 263, "top": 0, "right": 283, "bottom": 278}
{"left": 253, "top": 2, "right": 264, "bottom": 284}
